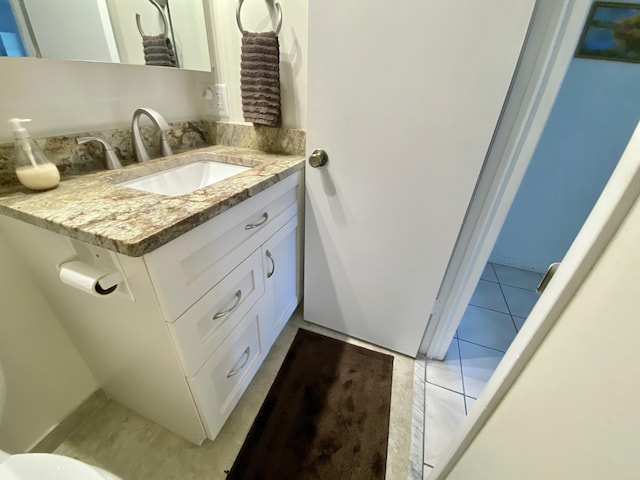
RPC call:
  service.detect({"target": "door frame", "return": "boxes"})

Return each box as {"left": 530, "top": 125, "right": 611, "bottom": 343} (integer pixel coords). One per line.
{"left": 417, "top": 0, "right": 640, "bottom": 476}
{"left": 430, "top": 109, "right": 640, "bottom": 480}
{"left": 420, "top": 0, "right": 593, "bottom": 359}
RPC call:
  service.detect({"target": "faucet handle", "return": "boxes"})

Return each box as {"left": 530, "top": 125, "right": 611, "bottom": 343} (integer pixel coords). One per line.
{"left": 76, "top": 136, "right": 123, "bottom": 170}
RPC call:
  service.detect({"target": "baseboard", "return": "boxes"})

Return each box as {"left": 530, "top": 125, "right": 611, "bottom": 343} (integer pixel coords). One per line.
{"left": 29, "top": 389, "right": 108, "bottom": 453}
{"left": 488, "top": 255, "right": 545, "bottom": 274}
{"left": 408, "top": 356, "right": 426, "bottom": 480}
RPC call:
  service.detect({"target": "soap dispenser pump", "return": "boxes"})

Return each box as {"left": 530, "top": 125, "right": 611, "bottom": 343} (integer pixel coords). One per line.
{"left": 8, "top": 118, "right": 60, "bottom": 191}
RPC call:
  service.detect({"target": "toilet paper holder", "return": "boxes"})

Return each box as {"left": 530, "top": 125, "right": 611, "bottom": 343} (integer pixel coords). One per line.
{"left": 58, "top": 260, "right": 124, "bottom": 296}
{"left": 56, "top": 239, "right": 134, "bottom": 301}
{"left": 58, "top": 259, "right": 124, "bottom": 296}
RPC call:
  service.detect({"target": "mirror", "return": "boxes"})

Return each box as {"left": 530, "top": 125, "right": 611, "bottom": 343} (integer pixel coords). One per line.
{"left": 0, "top": 0, "right": 211, "bottom": 71}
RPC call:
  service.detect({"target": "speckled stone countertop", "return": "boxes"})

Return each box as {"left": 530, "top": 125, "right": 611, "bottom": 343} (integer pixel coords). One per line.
{"left": 0, "top": 145, "right": 304, "bottom": 257}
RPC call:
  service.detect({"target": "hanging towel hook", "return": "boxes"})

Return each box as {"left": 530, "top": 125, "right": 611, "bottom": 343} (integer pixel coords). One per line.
{"left": 136, "top": 0, "right": 168, "bottom": 37}
{"left": 236, "top": 0, "right": 283, "bottom": 35}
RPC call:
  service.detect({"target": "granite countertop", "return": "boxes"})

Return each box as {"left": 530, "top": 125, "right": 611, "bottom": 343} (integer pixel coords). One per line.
{"left": 0, "top": 145, "right": 305, "bottom": 257}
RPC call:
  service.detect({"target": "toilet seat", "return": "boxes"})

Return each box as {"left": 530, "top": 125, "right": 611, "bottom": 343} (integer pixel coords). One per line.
{"left": 0, "top": 453, "right": 119, "bottom": 480}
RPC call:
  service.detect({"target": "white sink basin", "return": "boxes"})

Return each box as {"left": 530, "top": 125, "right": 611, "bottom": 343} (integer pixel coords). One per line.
{"left": 119, "top": 160, "right": 251, "bottom": 196}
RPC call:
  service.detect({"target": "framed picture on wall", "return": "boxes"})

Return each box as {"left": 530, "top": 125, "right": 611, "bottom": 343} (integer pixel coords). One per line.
{"left": 575, "top": 2, "right": 640, "bottom": 63}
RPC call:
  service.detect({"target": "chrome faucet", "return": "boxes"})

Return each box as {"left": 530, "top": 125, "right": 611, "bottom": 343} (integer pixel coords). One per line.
{"left": 76, "top": 136, "right": 123, "bottom": 170}
{"left": 131, "top": 107, "right": 174, "bottom": 162}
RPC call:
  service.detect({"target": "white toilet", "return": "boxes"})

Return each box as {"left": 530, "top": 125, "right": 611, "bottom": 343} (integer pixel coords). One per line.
{"left": 0, "top": 450, "right": 123, "bottom": 479}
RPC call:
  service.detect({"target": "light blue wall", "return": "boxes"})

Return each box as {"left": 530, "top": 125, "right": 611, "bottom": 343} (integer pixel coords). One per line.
{"left": 0, "top": 0, "right": 26, "bottom": 56}
{"left": 0, "top": 0, "right": 17, "bottom": 32}
{"left": 490, "top": 58, "right": 640, "bottom": 272}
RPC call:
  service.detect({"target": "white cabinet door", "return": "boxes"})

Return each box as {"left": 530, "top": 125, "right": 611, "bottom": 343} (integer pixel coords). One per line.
{"left": 304, "top": 0, "right": 536, "bottom": 356}
{"left": 261, "top": 215, "right": 301, "bottom": 349}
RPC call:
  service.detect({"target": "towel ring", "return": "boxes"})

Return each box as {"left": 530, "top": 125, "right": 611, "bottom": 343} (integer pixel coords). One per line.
{"left": 136, "top": 0, "right": 168, "bottom": 37}
{"left": 236, "top": 0, "right": 283, "bottom": 35}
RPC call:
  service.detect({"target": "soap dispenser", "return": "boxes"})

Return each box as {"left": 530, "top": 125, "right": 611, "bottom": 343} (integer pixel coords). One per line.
{"left": 8, "top": 118, "right": 60, "bottom": 190}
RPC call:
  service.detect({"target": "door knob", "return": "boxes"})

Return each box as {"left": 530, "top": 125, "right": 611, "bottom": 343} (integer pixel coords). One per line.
{"left": 309, "top": 149, "right": 328, "bottom": 168}
{"left": 536, "top": 262, "right": 560, "bottom": 294}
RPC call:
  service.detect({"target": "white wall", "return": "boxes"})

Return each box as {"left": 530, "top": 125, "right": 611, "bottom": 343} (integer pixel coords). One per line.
{"left": 447, "top": 190, "right": 640, "bottom": 478}
{"left": 0, "top": 56, "right": 212, "bottom": 143}
{"left": 491, "top": 56, "right": 640, "bottom": 272}
{"left": 208, "top": 0, "right": 307, "bottom": 128}
{"left": 0, "top": 0, "right": 308, "bottom": 142}
{"left": 0, "top": 228, "right": 98, "bottom": 453}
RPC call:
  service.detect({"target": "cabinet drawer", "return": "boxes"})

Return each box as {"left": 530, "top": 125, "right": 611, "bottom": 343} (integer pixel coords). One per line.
{"left": 169, "top": 249, "right": 264, "bottom": 376}
{"left": 145, "top": 172, "right": 302, "bottom": 321}
{"left": 187, "top": 306, "right": 264, "bottom": 440}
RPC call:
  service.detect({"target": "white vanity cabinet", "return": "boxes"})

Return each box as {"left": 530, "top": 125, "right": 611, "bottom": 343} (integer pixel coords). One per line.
{"left": 142, "top": 171, "right": 304, "bottom": 441}
{"left": 0, "top": 169, "right": 303, "bottom": 445}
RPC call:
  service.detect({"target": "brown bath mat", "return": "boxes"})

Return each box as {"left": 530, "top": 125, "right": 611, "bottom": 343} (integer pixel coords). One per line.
{"left": 226, "top": 328, "right": 394, "bottom": 480}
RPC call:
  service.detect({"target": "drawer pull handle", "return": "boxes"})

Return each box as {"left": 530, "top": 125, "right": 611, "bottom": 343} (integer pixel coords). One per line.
{"left": 245, "top": 212, "right": 269, "bottom": 230}
{"left": 266, "top": 249, "right": 275, "bottom": 278}
{"left": 213, "top": 290, "right": 242, "bottom": 320}
{"left": 227, "top": 346, "right": 251, "bottom": 378}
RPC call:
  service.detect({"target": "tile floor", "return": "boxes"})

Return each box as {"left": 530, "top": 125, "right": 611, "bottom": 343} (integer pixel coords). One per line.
{"left": 423, "top": 262, "right": 542, "bottom": 477}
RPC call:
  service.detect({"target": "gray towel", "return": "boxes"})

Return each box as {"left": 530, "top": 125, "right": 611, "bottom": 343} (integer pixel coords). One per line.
{"left": 142, "top": 35, "right": 177, "bottom": 68}
{"left": 240, "top": 31, "right": 281, "bottom": 127}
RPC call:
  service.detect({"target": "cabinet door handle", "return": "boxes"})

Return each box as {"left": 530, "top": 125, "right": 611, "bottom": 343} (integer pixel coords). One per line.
{"left": 212, "top": 290, "right": 242, "bottom": 320}
{"left": 226, "top": 346, "right": 251, "bottom": 378}
{"left": 266, "top": 249, "right": 275, "bottom": 278}
{"left": 245, "top": 212, "right": 268, "bottom": 230}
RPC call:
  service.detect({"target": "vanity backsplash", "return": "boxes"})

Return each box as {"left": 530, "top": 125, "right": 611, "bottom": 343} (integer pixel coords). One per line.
{"left": 0, "top": 121, "right": 305, "bottom": 190}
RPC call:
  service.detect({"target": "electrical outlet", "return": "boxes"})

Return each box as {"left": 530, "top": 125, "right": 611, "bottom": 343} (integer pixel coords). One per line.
{"left": 214, "top": 84, "right": 230, "bottom": 118}
{"left": 202, "top": 84, "right": 230, "bottom": 118}
{"left": 202, "top": 85, "right": 217, "bottom": 116}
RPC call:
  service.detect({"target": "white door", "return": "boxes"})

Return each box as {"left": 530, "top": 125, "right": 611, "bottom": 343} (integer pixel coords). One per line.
{"left": 21, "top": 0, "right": 120, "bottom": 63}
{"left": 304, "top": 0, "right": 536, "bottom": 356}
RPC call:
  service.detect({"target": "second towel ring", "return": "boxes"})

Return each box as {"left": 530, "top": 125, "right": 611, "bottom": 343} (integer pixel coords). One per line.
{"left": 236, "top": 0, "right": 283, "bottom": 35}
{"left": 137, "top": 0, "right": 168, "bottom": 37}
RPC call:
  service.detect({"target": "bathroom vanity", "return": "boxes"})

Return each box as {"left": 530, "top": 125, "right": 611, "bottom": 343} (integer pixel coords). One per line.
{"left": 0, "top": 146, "right": 304, "bottom": 445}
